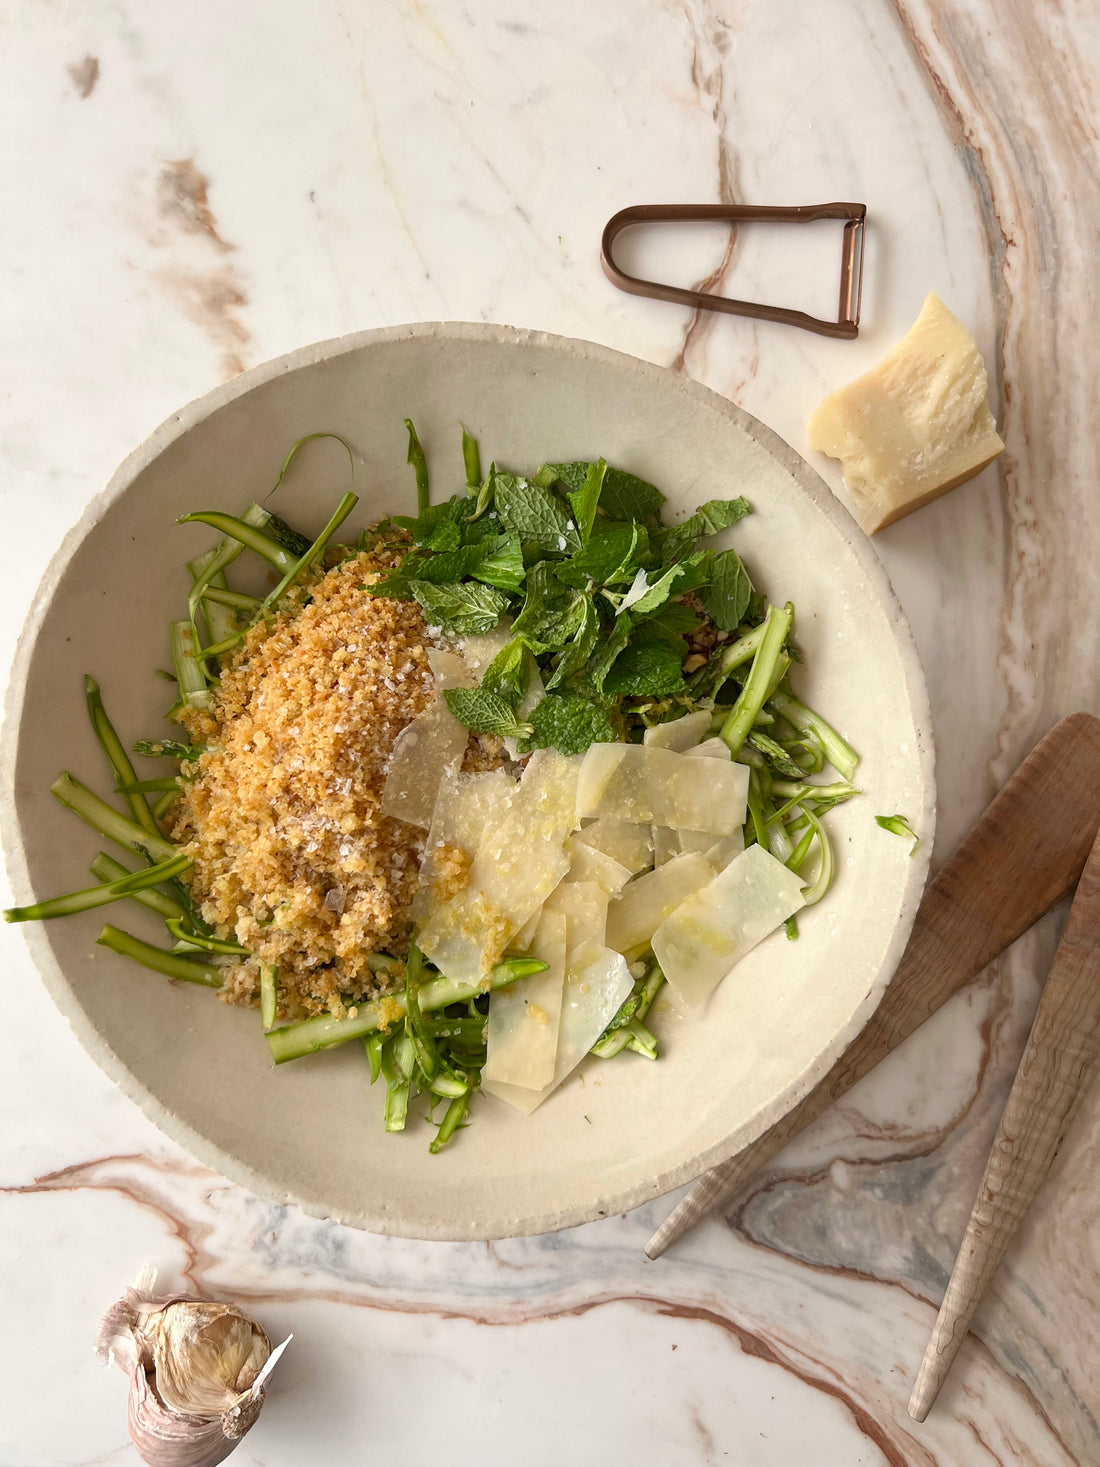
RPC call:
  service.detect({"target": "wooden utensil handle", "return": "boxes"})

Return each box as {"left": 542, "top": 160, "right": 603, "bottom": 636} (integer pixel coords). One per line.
{"left": 646, "top": 713, "right": 1100, "bottom": 1260}
{"left": 909, "top": 824, "right": 1100, "bottom": 1420}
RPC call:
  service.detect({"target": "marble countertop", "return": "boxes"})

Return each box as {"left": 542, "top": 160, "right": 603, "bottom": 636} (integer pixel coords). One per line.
{"left": 3, "top": 1, "right": 1098, "bottom": 1463}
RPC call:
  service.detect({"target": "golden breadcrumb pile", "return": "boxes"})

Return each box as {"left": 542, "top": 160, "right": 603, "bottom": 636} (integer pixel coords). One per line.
{"left": 175, "top": 551, "right": 438, "bottom": 1019}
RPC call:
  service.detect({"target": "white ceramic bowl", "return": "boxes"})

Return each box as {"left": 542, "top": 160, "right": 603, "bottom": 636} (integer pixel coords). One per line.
{"left": 3, "top": 323, "right": 934, "bottom": 1239}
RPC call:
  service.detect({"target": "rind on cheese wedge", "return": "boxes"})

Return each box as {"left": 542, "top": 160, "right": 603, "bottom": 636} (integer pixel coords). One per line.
{"left": 807, "top": 292, "right": 1004, "bottom": 535}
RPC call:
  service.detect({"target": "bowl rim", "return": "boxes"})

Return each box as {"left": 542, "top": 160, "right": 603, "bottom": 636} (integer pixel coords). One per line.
{"left": 1, "top": 320, "right": 935, "bottom": 1238}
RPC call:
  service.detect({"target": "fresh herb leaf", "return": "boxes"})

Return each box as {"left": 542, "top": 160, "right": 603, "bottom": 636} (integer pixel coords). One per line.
{"left": 603, "top": 643, "right": 686, "bottom": 696}
{"left": 567, "top": 460, "right": 606, "bottom": 546}
{"left": 700, "top": 548, "right": 754, "bottom": 631}
{"left": 698, "top": 496, "right": 752, "bottom": 534}
{"left": 544, "top": 597, "right": 599, "bottom": 691}
{"left": 407, "top": 544, "right": 488, "bottom": 584}
{"left": 472, "top": 533, "right": 525, "bottom": 593}
{"left": 631, "top": 603, "right": 701, "bottom": 653}
{"left": 443, "top": 688, "right": 530, "bottom": 738}
{"left": 481, "top": 638, "right": 529, "bottom": 704}
{"left": 524, "top": 691, "right": 618, "bottom": 755}
{"left": 875, "top": 814, "right": 920, "bottom": 855}
{"left": 410, "top": 580, "right": 510, "bottom": 636}
{"left": 493, "top": 474, "right": 581, "bottom": 555}
{"left": 599, "top": 466, "right": 665, "bottom": 524}
{"left": 587, "top": 615, "right": 633, "bottom": 692}
{"left": 658, "top": 514, "right": 706, "bottom": 565}
{"left": 511, "top": 564, "right": 590, "bottom": 654}
{"left": 555, "top": 523, "right": 642, "bottom": 588}
{"left": 394, "top": 496, "right": 469, "bottom": 550}
{"left": 619, "top": 561, "right": 692, "bottom": 617}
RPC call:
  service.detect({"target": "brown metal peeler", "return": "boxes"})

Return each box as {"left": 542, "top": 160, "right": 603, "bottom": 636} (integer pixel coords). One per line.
{"left": 600, "top": 202, "right": 866, "bottom": 339}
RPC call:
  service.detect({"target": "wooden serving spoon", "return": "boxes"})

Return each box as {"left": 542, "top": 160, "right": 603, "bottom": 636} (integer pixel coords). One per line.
{"left": 645, "top": 712, "right": 1100, "bottom": 1260}
{"left": 908, "top": 820, "right": 1100, "bottom": 1419}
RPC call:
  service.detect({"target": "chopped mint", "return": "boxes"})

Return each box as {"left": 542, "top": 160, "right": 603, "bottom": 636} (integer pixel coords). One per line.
{"left": 523, "top": 691, "right": 618, "bottom": 755}
{"left": 443, "top": 688, "right": 530, "bottom": 738}
{"left": 409, "top": 580, "right": 510, "bottom": 636}
{"left": 492, "top": 473, "right": 581, "bottom": 555}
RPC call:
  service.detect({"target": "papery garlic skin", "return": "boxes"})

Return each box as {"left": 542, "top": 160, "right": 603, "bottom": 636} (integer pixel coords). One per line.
{"left": 97, "top": 1269, "right": 285, "bottom": 1467}
{"left": 146, "top": 1301, "right": 270, "bottom": 1416}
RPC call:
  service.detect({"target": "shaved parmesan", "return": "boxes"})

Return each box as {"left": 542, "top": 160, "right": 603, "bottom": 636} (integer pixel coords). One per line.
{"left": 455, "top": 621, "right": 513, "bottom": 678}
{"left": 565, "top": 837, "right": 632, "bottom": 893}
{"left": 574, "top": 817, "right": 653, "bottom": 873}
{"left": 484, "top": 910, "right": 567, "bottom": 1090}
{"left": 643, "top": 710, "right": 712, "bottom": 751}
{"left": 577, "top": 743, "right": 748, "bottom": 835}
{"left": 417, "top": 749, "right": 580, "bottom": 982}
{"left": 605, "top": 851, "right": 714, "bottom": 954}
{"left": 654, "top": 843, "right": 806, "bottom": 1010}
{"left": 415, "top": 770, "right": 514, "bottom": 919}
{"left": 544, "top": 878, "right": 609, "bottom": 952}
{"left": 381, "top": 652, "right": 476, "bottom": 828}
{"left": 507, "top": 906, "right": 542, "bottom": 955}
{"left": 676, "top": 826, "right": 746, "bottom": 870}
{"left": 651, "top": 827, "right": 680, "bottom": 867}
{"left": 685, "top": 737, "right": 732, "bottom": 761}
{"left": 483, "top": 941, "right": 633, "bottom": 1114}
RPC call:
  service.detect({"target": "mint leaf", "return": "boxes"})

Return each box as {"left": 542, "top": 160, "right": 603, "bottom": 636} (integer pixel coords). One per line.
{"left": 544, "top": 597, "right": 598, "bottom": 691}
{"left": 587, "top": 615, "right": 633, "bottom": 692}
{"left": 658, "top": 514, "right": 705, "bottom": 565}
{"left": 567, "top": 460, "right": 606, "bottom": 546}
{"left": 555, "top": 524, "right": 642, "bottom": 588}
{"left": 632, "top": 602, "right": 701, "bottom": 652}
{"left": 698, "top": 496, "right": 752, "bottom": 534}
{"left": 540, "top": 461, "right": 588, "bottom": 494}
{"left": 543, "top": 462, "right": 664, "bottom": 525}
{"left": 599, "top": 466, "right": 665, "bottom": 524}
{"left": 512, "top": 564, "right": 589, "bottom": 654}
{"left": 410, "top": 580, "right": 510, "bottom": 636}
{"left": 473, "top": 533, "right": 525, "bottom": 593}
{"left": 406, "top": 543, "right": 488, "bottom": 584}
{"left": 444, "top": 687, "right": 529, "bottom": 738}
{"left": 394, "top": 496, "right": 469, "bottom": 550}
{"left": 603, "top": 644, "right": 686, "bottom": 696}
{"left": 493, "top": 474, "right": 581, "bottom": 554}
{"left": 481, "top": 638, "right": 529, "bottom": 703}
{"left": 699, "top": 549, "right": 753, "bottom": 632}
{"left": 620, "top": 562, "right": 688, "bottom": 617}
{"left": 525, "top": 692, "right": 618, "bottom": 755}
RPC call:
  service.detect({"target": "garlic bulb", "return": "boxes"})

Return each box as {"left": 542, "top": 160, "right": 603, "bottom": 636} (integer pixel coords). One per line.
{"left": 96, "top": 1268, "right": 290, "bottom": 1467}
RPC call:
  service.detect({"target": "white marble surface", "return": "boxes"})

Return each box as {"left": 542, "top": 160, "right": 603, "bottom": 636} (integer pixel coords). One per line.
{"left": 2, "top": 1, "right": 1098, "bottom": 1463}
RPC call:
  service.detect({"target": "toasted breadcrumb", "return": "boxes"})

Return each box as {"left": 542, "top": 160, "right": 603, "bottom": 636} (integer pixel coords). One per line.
{"left": 173, "top": 548, "right": 490, "bottom": 1019}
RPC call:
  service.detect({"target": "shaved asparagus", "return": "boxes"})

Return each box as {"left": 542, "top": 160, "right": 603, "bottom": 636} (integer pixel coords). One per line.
{"left": 51, "top": 772, "right": 177, "bottom": 861}
{"left": 4, "top": 853, "right": 191, "bottom": 923}
{"left": 265, "top": 958, "right": 548, "bottom": 1064}
{"left": 96, "top": 924, "right": 222, "bottom": 986}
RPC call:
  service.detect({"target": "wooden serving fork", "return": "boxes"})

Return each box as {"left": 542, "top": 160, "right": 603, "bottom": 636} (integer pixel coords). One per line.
{"left": 909, "top": 820, "right": 1100, "bottom": 1419}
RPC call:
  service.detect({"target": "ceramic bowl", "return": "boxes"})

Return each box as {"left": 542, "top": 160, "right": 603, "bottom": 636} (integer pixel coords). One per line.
{"left": 2, "top": 323, "right": 934, "bottom": 1239}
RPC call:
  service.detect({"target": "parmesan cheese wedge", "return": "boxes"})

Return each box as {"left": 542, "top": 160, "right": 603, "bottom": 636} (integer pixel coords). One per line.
{"left": 605, "top": 851, "right": 714, "bottom": 954}
{"left": 483, "top": 910, "right": 567, "bottom": 1091}
{"left": 381, "top": 651, "right": 475, "bottom": 828}
{"left": 483, "top": 941, "right": 634, "bottom": 1115}
{"left": 577, "top": 743, "right": 748, "bottom": 835}
{"left": 653, "top": 843, "right": 805, "bottom": 1010}
{"left": 808, "top": 292, "right": 1005, "bottom": 534}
